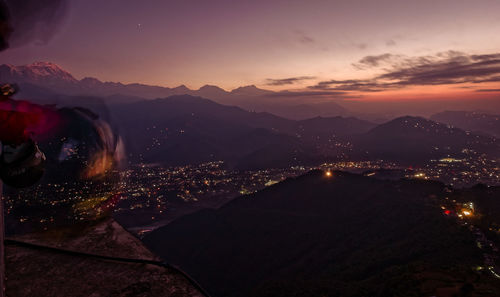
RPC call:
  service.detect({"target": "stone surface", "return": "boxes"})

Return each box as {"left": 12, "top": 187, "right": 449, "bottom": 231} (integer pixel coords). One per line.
{"left": 5, "top": 219, "right": 203, "bottom": 297}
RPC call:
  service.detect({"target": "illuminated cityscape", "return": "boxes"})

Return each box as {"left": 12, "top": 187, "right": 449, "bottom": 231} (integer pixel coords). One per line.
{"left": 6, "top": 155, "right": 500, "bottom": 235}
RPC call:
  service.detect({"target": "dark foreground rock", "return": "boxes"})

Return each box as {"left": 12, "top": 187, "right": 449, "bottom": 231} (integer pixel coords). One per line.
{"left": 5, "top": 219, "right": 203, "bottom": 297}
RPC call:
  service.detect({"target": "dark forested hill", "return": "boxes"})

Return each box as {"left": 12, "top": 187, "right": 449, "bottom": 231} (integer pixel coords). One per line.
{"left": 111, "top": 95, "right": 374, "bottom": 168}
{"left": 102, "top": 99, "right": 500, "bottom": 168}
{"left": 353, "top": 116, "right": 500, "bottom": 163}
{"left": 431, "top": 111, "right": 500, "bottom": 138}
{"left": 144, "top": 170, "right": 491, "bottom": 297}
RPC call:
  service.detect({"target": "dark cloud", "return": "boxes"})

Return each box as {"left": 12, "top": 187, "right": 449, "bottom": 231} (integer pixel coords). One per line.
{"left": 266, "top": 76, "right": 316, "bottom": 86}
{"left": 475, "top": 89, "right": 500, "bottom": 92}
{"left": 308, "top": 79, "right": 386, "bottom": 92}
{"left": 353, "top": 53, "right": 396, "bottom": 69}
{"left": 470, "top": 53, "right": 500, "bottom": 63}
{"left": 310, "top": 51, "right": 500, "bottom": 92}
{"left": 0, "top": 0, "right": 69, "bottom": 51}
{"left": 379, "top": 52, "right": 500, "bottom": 86}
{"left": 354, "top": 50, "right": 468, "bottom": 70}
{"left": 270, "top": 90, "right": 348, "bottom": 97}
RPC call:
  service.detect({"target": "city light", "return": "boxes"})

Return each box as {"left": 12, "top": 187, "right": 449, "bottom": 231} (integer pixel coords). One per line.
{"left": 413, "top": 173, "right": 426, "bottom": 179}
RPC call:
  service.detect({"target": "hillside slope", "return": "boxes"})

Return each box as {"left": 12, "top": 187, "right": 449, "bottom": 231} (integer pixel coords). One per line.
{"left": 144, "top": 171, "right": 493, "bottom": 297}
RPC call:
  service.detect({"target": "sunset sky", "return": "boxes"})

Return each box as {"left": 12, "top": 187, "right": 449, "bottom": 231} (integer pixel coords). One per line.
{"left": 1, "top": 0, "right": 500, "bottom": 101}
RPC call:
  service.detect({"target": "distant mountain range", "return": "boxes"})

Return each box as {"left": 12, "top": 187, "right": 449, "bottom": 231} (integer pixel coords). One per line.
{"left": 111, "top": 95, "right": 374, "bottom": 169}
{"left": 431, "top": 110, "right": 500, "bottom": 138}
{"left": 143, "top": 170, "right": 490, "bottom": 297}
{"left": 111, "top": 96, "right": 500, "bottom": 169}
{"left": 3, "top": 62, "right": 500, "bottom": 169}
{"left": 0, "top": 61, "right": 348, "bottom": 120}
{"left": 352, "top": 115, "right": 500, "bottom": 163}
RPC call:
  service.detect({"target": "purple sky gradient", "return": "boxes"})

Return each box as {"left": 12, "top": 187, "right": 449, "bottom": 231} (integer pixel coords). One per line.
{"left": 1, "top": 0, "right": 500, "bottom": 97}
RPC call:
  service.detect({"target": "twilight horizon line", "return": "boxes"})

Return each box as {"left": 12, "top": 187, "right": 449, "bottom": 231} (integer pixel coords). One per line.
{"left": 1, "top": 0, "right": 500, "bottom": 103}
{"left": 3, "top": 52, "right": 500, "bottom": 103}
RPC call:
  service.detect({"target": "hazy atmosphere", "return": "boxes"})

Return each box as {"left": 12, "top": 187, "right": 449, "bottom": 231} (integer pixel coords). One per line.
{"left": 2, "top": 1, "right": 500, "bottom": 297}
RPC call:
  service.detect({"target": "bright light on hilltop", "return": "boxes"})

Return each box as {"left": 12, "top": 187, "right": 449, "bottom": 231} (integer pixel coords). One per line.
{"left": 462, "top": 210, "right": 472, "bottom": 216}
